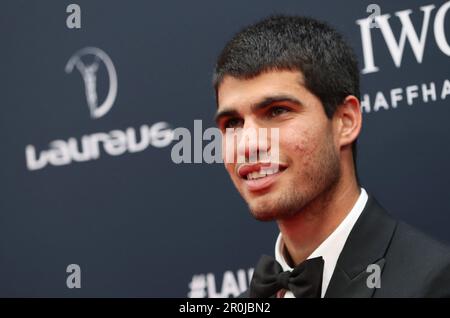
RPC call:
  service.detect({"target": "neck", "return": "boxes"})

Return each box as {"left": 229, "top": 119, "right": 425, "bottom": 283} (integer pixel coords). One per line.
{"left": 277, "top": 173, "right": 360, "bottom": 266}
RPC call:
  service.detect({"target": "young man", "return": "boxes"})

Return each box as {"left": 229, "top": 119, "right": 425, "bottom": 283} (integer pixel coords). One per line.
{"left": 213, "top": 15, "right": 450, "bottom": 298}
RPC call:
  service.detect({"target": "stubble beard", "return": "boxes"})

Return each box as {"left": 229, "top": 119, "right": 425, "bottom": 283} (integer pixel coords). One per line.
{"left": 247, "top": 140, "right": 341, "bottom": 222}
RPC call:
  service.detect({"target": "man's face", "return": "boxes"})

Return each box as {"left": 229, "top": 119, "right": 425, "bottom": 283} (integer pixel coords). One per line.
{"left": 216, "top": 70, "right": 341, "bottom": 221}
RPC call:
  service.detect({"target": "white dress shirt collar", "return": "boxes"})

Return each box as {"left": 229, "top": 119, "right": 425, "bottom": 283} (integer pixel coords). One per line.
{"left": 275, "top": 188, "right": 369, "bottom": 297}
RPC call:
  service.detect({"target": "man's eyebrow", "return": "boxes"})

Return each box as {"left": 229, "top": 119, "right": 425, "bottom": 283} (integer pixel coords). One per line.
{"left": 250, "top": 94, "right": 303, "bottom": 112}
{"left": 214, "top": 94, "right": 303, "bottom": 125}
{"left": 214, "top": 109, "right": 240, "bottom": 125}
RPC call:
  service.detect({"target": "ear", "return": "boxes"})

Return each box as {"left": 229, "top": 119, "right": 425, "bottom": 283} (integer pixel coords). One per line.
{"left": 333, "top": 95, "right": 362, "bottom": 149}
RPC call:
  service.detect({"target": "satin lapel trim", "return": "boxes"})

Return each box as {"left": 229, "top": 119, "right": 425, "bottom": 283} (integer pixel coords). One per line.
{"left": 325, "top": 196, "right": 397, "bottom": 298}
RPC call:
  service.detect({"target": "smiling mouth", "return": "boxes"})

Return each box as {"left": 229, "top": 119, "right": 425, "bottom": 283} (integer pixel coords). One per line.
{"left": 245, "top": 166, "right": 284, "bottom": 180}
{"left": 238, "top": 162, "right": 287, "bottom": 179}
{"left": 237, "top": 163, "right": 287, "bottom": 192}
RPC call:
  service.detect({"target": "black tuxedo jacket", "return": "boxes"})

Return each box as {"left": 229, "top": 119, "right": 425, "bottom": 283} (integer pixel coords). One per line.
{"left": 244, "top": 195, "right": 450, "bottom": 298}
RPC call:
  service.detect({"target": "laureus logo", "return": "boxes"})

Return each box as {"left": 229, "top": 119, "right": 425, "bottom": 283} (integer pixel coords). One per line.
{"left": 25, "top": 46, "right": 173, "bottom": 171}
{"left": 65, "top": 47, "right": 118, "bottom": 119}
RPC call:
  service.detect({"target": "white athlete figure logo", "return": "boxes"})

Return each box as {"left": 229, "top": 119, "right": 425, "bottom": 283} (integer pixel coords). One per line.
{"left": 65, "top": 47, "right": 118, "bottom": 119}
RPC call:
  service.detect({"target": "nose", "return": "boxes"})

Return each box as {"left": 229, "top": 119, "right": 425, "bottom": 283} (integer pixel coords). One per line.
{"left": 236, "top": 119, "right": 271, "bottom": 163}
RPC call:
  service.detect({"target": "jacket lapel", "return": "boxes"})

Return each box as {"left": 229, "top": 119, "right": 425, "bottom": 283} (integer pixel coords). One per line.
{"left": 325, "top": 195, "right": 397, "bottom": 298}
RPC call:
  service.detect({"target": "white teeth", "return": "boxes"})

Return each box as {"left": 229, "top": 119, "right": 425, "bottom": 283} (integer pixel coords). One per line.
{"left": 261, "top": 167, "right": 279, "bottom": 175}
{"left": 247, "top": 171, "right": 266, "bottom": 180}
{"left": 246, "top": 167, "right": 280, "bottom": 180}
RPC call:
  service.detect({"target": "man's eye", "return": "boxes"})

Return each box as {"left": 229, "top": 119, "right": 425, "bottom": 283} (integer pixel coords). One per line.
{"left": 223, "top": 118, "right": 243, "bottom": 129}
{"left": 269, "top": 106, "right": 290, "bottom": 117}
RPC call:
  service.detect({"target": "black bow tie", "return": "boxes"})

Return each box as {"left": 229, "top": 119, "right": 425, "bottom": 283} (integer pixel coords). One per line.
{"left": 249, "top": 255, "right": 324, "bottom": 298}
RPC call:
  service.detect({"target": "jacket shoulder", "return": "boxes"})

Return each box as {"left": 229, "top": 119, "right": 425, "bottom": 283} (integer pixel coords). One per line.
{"left": 380, "top": 221, "right": 450, "bottom": 297}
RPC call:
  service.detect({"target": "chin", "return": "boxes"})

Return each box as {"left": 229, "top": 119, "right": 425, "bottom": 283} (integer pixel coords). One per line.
{"left": 246, "top": 189, "right": 310, "bottom": 221}
{"left": 247, "top": 197, "right": 285, "bottom": 221}
{"left": 249, "top": 209, "right": 278, "bottom": 222}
